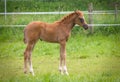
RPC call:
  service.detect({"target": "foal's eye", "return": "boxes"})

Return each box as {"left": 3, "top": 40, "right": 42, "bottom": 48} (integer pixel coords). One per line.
{"left": 79, "top": 18, "right": 84, "bottom": 23}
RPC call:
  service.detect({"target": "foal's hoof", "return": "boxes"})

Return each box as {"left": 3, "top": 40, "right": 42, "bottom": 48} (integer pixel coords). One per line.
{"left": 59, "top": 67, "right": 69, "bottom": 75}
{"left": 59, "top": 71, "right": 69, "bottom": 75}
{"left": 30, "top": 72, "right": 35, "bottom": 76}
{"left": 59, "top": 70, "right": 63, "bottom": 75}
{"left": 64, "top": 71, "right": 69, "bottom": 75}
{"left": 24, "top": 68, "right": 27, "bottom": 74}
{"left": 24, "top": 71, "right": 27, "bottom": 74}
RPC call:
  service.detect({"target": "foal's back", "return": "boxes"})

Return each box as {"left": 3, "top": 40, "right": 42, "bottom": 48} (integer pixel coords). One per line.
{"left": 24, "top": 21, "right": 60, "bottom": 43}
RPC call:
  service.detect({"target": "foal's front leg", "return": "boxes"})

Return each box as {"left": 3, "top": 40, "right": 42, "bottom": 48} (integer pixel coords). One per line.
{"left": 59, "top": 41, "right": 69, "bottom": 75}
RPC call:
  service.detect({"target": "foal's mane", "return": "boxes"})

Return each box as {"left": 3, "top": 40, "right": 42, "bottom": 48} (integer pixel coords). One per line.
{"left": 58, "top": 11, "right": 83, "bottom": 24}
{"left": 59, "top": 12, "right": 76, "bottom": 23}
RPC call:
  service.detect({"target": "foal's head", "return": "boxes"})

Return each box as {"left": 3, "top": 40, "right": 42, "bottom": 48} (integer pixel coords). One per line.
{"left": 74, "top": 10, "right": 88, "bottom": 30}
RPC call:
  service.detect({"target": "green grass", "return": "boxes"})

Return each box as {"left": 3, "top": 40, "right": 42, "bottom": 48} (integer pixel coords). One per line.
{"left": 0, "top": 32, "right": 120, "bottom": 82}
{"left": 0, "top": 55, "right": 120, "bottom": 82}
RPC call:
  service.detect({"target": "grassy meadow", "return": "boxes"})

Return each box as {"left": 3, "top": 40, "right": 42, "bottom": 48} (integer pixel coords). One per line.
{"left": 0, "top": 32, "right": 120, "bottom": 82}
{"left": 0, "top": 13, "right": 120, "bottom": 82}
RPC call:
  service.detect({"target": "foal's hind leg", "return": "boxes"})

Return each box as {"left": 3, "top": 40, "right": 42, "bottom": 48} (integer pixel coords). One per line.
{"left": 24, "top": 42, "right": 35, "bottom": 76}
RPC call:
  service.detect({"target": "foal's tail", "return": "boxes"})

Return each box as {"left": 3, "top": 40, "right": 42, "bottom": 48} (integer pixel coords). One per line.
{"left": 23, "top": 30, "right": 27, "bottom": 44}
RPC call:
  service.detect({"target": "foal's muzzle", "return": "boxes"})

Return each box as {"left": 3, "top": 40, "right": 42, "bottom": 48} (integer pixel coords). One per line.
{"left": 83, "top": 24, "right": 88, "bottom": 30}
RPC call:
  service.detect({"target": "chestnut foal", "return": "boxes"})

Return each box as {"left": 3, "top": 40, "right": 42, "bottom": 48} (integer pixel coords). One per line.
{"left": 23, "top": 10, "right": 88, "bottom": 76}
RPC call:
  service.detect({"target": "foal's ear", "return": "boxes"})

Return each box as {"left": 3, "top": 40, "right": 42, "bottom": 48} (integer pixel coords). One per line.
{"left": 74, "top": 10, "right": 78, "bottom": 13}
{"left": 74, "top": 10, "right": 79, "bottom": 15}
{"left": 74, "top": 10, "right": 83, "bottom": 16}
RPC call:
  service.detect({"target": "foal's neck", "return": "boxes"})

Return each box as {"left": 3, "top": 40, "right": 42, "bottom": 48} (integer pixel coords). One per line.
{"left": 61, "top": 15, "right": 76, "bottom": 29}
{"left": 63, "top": 18, "right": 76, "bottom": 31}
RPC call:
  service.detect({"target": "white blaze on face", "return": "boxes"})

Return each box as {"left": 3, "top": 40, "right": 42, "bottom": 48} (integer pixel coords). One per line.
{"left": 82, "top": 16, "right": 87, "bottom": 24}
{"left": 83, "top": 16, "right": 85, "bottom": 20}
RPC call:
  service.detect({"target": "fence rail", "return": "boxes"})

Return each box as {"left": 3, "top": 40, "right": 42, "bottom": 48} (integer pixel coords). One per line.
{"left": 0, "top": 10, "right": 120, "bottom": 15}
{"left": 0, "top": 24, "right": 120, "bottom": 28}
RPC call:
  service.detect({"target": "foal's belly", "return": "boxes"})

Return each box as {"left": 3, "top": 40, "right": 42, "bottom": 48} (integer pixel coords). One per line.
{"left": 40, "top": 37, "right": 59, "bottom": 43}
{"left": 40, "top": 32, "right": 59, "bottom": 43}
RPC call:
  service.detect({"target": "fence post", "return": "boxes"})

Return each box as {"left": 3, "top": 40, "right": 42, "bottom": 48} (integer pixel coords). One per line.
{"left": 4, "top": 0, "right": 7, "bottom": 20}
{"left": 115, "top": 4, "right": 118, "bottom": 22}
{"left": 88, "top": 3, "right": 93, "bottom": 34}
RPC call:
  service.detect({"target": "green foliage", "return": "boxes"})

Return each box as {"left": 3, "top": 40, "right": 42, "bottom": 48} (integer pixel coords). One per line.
{"left": 0, "top": 0, "right": 120, "bottom": 12}
{"left": 0, "top": 27, "right": 24, "bottom": 42}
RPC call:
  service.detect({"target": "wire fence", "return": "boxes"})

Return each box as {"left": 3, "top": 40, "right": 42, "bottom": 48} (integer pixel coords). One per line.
{"left": 1, "top": 24, "right": 120, "bottom": 28}
{"left": 0, "top": 10, "right": 120, "bottom": 28}
{"left": 0, "top": 10, "right": 120, "bottom": 15}
{"left": 0, "top": 2, "right": 120, "bottom": 31}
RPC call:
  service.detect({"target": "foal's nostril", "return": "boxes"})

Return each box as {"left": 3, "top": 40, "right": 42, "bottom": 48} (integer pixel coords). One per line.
{"left": 83, "top": 24, "right": 88, "bottom": 30}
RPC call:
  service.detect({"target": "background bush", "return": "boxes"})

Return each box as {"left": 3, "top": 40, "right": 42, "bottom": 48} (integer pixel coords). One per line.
{"left": 0, "top": 0, "right": 120, "bottom": 12}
